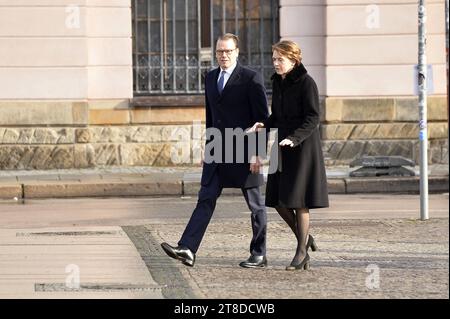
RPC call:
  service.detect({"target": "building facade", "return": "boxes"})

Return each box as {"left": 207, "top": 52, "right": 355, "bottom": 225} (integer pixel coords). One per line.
{"left": 0, "top": 0, "right": 447, "bottom": 170}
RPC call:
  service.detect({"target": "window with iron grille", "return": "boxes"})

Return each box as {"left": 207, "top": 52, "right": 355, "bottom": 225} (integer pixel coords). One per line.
{"left": 132, "top": 0, "right": 279, "bottom": 95}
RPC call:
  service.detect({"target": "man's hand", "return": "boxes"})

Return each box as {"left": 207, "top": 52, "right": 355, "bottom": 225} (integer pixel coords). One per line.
{"left": 250, "top": 155, "right": 262, "bottom": 174}
{"left": 246, "top": 122, "right": 265, "bottom": 134}
{"left": 279, "top": 138, "right": 294, "bottom": 147}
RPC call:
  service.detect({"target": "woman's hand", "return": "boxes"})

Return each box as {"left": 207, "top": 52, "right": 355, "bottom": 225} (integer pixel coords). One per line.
{"left": 279, "top": 138, "right": 294, "bottom": 147}
{"left": 246, "top": 122, "right": 264, "bottom": 134}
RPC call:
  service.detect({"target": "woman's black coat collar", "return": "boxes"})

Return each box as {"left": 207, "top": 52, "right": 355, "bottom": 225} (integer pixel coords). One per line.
{"left": 271, "top": 63, "right": 307, "bottom": 84}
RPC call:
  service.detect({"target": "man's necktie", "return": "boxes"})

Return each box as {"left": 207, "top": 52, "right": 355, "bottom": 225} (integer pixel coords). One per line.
{"left": 217, "top": 71, "right": 225, "bottom": 94}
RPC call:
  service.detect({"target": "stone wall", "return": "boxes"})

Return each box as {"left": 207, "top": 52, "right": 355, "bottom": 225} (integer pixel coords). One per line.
{"left": 0, "top": 1, "right": 132, "bottom": 100}
{"left": 0, "top": 125, "right": 202, "bottom": 169}
{"left": 275, "top": 0, "right": 448, "bottom": 167}
{"left": 321, "top": 96, "right": 448, "bottom": 165}
{"left": 0, "top": 0, "right": 447, "bottom": 170}
{"left": 0, "top": 99, "right": 207, "bottom": 170}
{"left": 0, "top": 96, "right": 447, "bottom": 170}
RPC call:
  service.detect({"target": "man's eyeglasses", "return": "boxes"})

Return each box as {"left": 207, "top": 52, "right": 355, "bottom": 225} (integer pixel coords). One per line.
{"left": 216, "top": 48, "right": 237, "bottom": 55}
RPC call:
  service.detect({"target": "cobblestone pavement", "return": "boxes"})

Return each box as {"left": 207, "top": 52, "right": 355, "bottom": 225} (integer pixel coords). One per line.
{"left": 126, "top": 217, "right": 449, "bottom": 299}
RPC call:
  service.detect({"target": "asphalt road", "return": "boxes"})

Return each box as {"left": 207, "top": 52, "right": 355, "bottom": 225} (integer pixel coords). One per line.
{"left": 0, "top": 193, "right": 448, "bottom": 228}
{"left": 0, "top": 193, "right": 448, "bottom": 299}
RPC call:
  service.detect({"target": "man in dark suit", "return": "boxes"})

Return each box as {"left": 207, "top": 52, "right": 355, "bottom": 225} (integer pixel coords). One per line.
{"left": 161, "top": 33, "right": 269, "bottom": 268}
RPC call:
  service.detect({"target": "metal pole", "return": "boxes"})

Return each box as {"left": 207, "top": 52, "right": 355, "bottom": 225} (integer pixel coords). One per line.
{"left": 418, "top": 0, "right": 429, "bottom": 220}
{"left": 445, "top": 0, "right": 449, "bottom": 157}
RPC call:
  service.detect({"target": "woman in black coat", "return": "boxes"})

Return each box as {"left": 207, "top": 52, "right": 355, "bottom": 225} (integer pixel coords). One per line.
{"left": 248, "top": 40, "right": 329, "bottom": 270}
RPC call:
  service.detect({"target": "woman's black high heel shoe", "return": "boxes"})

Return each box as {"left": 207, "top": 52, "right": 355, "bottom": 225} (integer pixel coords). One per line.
{"left": 307, "top": 235, "right": 318, "bottom": 252}
{"left": 286, "top": 253, "right": 310, "bottom": 271}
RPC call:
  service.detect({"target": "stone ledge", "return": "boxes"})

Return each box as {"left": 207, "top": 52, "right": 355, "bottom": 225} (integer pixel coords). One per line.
{"left": 327, "top": 179, "right": 346, "bottom": 194}
{"left": 0, "top": 101, "right": 88, "bottom": 126}
{"left": 1, "top": 176, "right": 447, "bottom": 199}
{"left": 345, "top": 176, "right": 449, "bottom": 194}
{"left": 89, "top": 109, "right": 130, "bottom": 125}
{"left": 0, "top": 184, "right": 22, "bottom": 199}
{"left": 184, "top": 179, "right": 347, "bottom": 196}
{"left": 23, "top": 181, "right": 182, "bottom": 198}
{"left": 395, "top": 96, "right": 448, "bottom": 121}
{"left": 324, "top": 96, "right": 447, "bottom": 123}
{"left": 324, "top": 98, "right": 395, "bottom": 122}
{"left": 130, "top": 106, "right": 205, "bottom": 124}
{"left": 132, "top": 95, "right": 204, "bottom": 107}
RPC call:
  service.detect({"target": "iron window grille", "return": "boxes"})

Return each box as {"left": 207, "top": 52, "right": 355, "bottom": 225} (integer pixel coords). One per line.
{"left": 132, "top": 0, "right": 279, "bottom": 95}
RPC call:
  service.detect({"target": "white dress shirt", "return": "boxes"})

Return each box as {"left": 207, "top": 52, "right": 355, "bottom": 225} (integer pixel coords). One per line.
{"left": 217, "top": 62, "right": 237, "bottom": 89}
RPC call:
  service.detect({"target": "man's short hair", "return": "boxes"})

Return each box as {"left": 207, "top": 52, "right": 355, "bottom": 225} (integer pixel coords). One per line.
{"left": 217, "top": 33, "right": 239, "bottom": 48}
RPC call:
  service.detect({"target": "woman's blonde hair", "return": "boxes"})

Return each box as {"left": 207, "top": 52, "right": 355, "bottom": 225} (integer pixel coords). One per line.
{"left": 272, "top": 40, "right": 302, "bottom": 66}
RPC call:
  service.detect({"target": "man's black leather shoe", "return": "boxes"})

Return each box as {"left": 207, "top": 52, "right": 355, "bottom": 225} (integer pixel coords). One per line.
{"left": 239, "top": 255, "right": 267, "bottom": 268}
{"left": 161, "top": 242, "right": 196, "bottom": 267}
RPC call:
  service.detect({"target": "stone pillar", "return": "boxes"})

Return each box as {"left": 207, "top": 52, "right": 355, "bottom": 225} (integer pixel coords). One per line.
{"left": 0, "top": 0, "right": 133, "bottom": 170}
{"left": 278, "top": 0, "right": 448, "bottom": 165}
{"left": 279, "top": 0, "right": 326, "bottom": 95}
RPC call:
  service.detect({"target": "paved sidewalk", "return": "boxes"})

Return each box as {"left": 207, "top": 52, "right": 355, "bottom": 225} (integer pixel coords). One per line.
{"left": 0, "top": 226, "right": 163, "bottom": 299}
{"left": 0, "top": 165, "right": 448, "bottom": 200}
{"left": 0, "top": 195, "right": 447, "bottom": 299}
{"left": 126, "top": 217, "right": 449, "bottom": 299}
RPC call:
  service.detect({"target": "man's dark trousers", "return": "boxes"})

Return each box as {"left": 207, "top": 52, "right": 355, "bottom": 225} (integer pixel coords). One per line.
{"left": 178, "top": 169, "right": 267, "bottom": 256}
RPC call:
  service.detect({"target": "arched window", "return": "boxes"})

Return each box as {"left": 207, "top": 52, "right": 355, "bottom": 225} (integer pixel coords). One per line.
{"left": 132, "top": 0, "right": 279, "bottom": 95}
